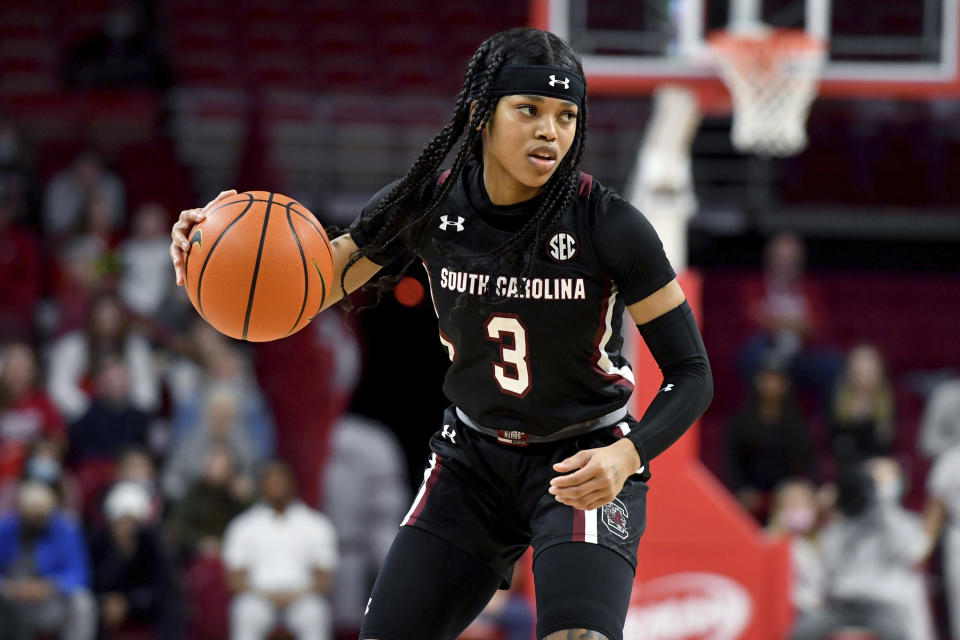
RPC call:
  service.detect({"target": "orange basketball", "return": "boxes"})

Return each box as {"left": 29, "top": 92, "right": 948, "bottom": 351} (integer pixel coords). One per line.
{"left": 183, "top": 191, "right": 335, "bottom": 342}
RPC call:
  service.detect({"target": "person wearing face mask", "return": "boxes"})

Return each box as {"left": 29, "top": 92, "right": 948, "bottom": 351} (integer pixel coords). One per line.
{"left": 792, "top": 460, "right": 934, "bottom": 640}
{"left": 0, "top": 344, "right": 65, "bottom": 498}
{"left": 767, "top": 479, "right": 825, "bottom": 620}
{"left": 0, "top": 438, "right": 82, "bottom": 516}
{"left": 0, "top": 481, "right": 95, "bottom": 640}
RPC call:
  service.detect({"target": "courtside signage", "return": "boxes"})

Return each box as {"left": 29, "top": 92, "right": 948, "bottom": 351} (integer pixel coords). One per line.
{"left": 623, "top": 572, "right": 752, "bottom": 640}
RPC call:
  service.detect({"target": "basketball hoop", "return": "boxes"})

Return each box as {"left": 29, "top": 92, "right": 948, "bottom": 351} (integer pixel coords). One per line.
{"left": 709, "top": 29, "right": 826, "bottom": 156}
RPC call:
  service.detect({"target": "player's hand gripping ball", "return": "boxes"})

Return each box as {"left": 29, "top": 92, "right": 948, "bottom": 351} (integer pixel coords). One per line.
{"left": 182, "top": 191, "right": 335, "bottom": 342}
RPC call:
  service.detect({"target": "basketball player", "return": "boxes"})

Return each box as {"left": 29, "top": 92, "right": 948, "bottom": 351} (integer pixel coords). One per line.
{"left": 170, "top": 27, "right": 712, "bottom": 640}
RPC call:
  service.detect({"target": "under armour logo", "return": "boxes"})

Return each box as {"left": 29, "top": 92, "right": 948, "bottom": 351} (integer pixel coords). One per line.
{"left": 442, "top": 424, "right": 457, "bottom": 443}
{"left": 439, "top": 215, "right": 465, "bottom": 231}
{"left": 661, "top": 383, "right": 674, "bottom": 393}
{"left": 548, "top": 74, "right": 570, "bottom": 89}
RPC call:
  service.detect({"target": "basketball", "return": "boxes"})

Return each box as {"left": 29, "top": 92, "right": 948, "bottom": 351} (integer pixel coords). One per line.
{"left": 183, "top": 191, "right": 334, "bottom": 342}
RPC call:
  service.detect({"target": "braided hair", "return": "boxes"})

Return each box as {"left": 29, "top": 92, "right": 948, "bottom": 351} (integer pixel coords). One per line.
{"left": 340, "top": 27, "right": 588, "bottom": 310}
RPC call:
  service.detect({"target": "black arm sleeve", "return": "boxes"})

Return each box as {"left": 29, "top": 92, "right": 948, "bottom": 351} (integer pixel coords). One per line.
{"left": 594, "top": 194, "right": 677, "bottom": 305}
{"left": 627, "top": 300, "right": 713, "bottom": 465}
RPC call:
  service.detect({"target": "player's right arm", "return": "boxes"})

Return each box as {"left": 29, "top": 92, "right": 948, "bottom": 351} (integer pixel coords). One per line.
{"left": 169, "top": 190, "right": 382, "bottom": 312}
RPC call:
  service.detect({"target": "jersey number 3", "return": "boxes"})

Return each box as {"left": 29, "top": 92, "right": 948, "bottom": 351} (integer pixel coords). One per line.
{"left": 484, "top": 313, "right": 531, "bottom": 397}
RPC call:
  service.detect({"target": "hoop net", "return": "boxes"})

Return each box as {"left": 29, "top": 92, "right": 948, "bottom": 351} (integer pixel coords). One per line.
{"left": 709, "top": 29, "right": 826, "bottom": 156}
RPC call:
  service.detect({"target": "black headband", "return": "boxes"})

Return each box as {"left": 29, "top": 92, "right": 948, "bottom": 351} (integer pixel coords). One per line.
{"left": 472, "top": 64, "right": 586, "bottom": 106}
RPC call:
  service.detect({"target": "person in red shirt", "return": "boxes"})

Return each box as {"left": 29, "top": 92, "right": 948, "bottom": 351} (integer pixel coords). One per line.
{"left": 0, "top": 343, "right": 66, "bottom": 489}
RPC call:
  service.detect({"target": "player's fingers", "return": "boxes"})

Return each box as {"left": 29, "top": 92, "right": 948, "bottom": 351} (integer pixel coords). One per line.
{"left": 204, "top": 189, "right": 237, "bottom": 209}
{"left": 550, "top": 477, "right": 605, "bottom": 501}
{"left": 549, "top": 465, "right": 596, "bottom": 489}
{"left": 561, "top": 490, "right": 609, "bottom": 511}
{"left": 169, "top": 245, "right": 183, "bottom": 286}
{"left": 552, "top": 450, "right": 591, "bottom": 473}
{"left": 581, "top": 493, "right": 615, "bottom": 511}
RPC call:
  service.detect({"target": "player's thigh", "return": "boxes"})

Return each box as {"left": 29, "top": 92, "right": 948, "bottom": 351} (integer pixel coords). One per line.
{"left": 360, "top": 526, "right": 504, "bottom": 640}
{"left": 534, "top": 543, "right": 635, "bottom": 640}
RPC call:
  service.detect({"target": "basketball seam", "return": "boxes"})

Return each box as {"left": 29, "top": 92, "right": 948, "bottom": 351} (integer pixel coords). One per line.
{"left": 196, "top": 193, "right": 256, "bottom": 320}
{"left": 242, "top": 192, "right": 275, "bottom": 341}
{"left": 285, "top": 203, "right": 309, "bottom": 337}
{"left": 290, "top": 208, "right": 331, "bottom": 316}
{"left": 291, "top": 208, "right": 334, "bottom": 259}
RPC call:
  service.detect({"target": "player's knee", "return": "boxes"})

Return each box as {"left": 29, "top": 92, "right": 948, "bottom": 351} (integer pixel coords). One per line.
{"left": 544, "top": 630, "right": 611, "bottom": 640}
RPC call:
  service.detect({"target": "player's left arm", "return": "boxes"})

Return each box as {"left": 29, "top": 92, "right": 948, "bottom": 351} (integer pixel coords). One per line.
{"left": 551, "top": 280, "right": 713, "bottom": 510}
{"left": 551, "top": 194, "right": 713, "bottom": 510}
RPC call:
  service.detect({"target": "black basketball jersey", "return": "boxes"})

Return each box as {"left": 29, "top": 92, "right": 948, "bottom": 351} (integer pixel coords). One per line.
{"left": 349, "top": 162, "right": 676, "bottom": 436}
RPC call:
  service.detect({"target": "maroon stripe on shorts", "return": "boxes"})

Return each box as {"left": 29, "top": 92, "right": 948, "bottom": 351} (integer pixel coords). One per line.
{"left": 572, "top": 508, "right": 585, "bottom": 542}
{"left": 406, "top": 455, "right": 443, "bottom": 526}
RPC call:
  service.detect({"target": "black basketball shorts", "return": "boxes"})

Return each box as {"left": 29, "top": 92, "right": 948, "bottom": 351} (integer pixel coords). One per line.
{"left": 400, "top": 405, "right": 650, "bottom": 587}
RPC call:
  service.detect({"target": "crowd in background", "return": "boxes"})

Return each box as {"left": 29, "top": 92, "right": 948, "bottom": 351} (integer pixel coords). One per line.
{"left": 0, "top": 111, "right": 540, "bottom": 638}
{"left": 0, "top": 121, "right": 419, "bottom": 639}
{"left": 4, "top": 133, "right": 960, "bottom": 640}
{"left": 725, "top": 232, "right": 960, "bottom": 639}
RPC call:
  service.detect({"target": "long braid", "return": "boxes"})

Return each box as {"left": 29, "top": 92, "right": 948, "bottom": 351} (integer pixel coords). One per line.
{"left": 337, "top": 37, "right": 501, "bottom": 307}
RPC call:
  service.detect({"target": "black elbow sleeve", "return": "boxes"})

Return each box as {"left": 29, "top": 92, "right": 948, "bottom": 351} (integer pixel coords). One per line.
{"left": 627, "top": 300, "right": 713, "bottom": 464}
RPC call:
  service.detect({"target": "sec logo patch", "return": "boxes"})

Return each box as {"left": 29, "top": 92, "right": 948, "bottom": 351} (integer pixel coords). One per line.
{"left": 547, "top": 231, "right": 577, "bottom": 262}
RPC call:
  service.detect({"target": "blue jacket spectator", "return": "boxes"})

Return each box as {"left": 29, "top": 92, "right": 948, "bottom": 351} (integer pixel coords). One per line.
{"left": 0, "top": 508, "right": 89, "bottom": 594}
{"left": 0, "top": 481, "right": 95, "bottom": 640}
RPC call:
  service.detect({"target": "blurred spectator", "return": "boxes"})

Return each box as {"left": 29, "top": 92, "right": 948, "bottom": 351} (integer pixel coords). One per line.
{"left": 67, "top": 356, "right": 150, "bottom": 466}
{"left": 78, "top": 191, "right": 124, "bottom": 252}
{"left": 792, "top": 459, "right": 934, "bottom": 640}
{"left": 113, "top": 448, "right": 162, "bottom": 521}
{"left": 322, "top": 415, "right": 408, "bottom": 636}
{"left": 43, "top": 150, "right": 124, "bottom": 238}
{"left": 49, "top": 238, "right": 109, "bottom": 336}
{"left": 737, "top": 232, "right": 841, "bottom": 408}
{"left": 829, "top": 344, "right": 896, "bottom": 465}
{"left": 223, "top": 461, "right": 337, "bottom": 640}
{"left": 64, "top": 0, "right": 170, "bottom": 91}
{"left": 165, "top": 320, "right": 227, "bottom": 409}
{"left": 0, "top": 481, "right": 95, "bottom": 640}
{"left": 88, "top": 482, "right": 183, "bottom": 639}
{"left": 168, "top": 332, "right": 275, "bottom": 460}
{"left": 118, "top": 203, "right": 176, "bottom": 322}
{"left": 0, "top": 438, "right": 82, "bottom": 516}
{"left": 48, "top": 293, "right": 158, "bottom": 421}
{"left": 0, "top": 198, "right": 42, "bottom": 342}
{"left": 923, "top": 439, "right": 960, "bottom": 639}
{"left": 725, "top": 353, "right": 816, "bottom": 519}
{"left": 0, "top": 343, "right": 65, "bottom": 492}
{"left": 167, "top": 446, "right": 251, "bottom": 560}
{"left": 767, "top": 479, "right": 826, "bottom": 620}
{"left": 918, "top": 377, "right": 960, "bottom": 458}
{"left": 163, "top": 384, "right": 261, "bottom": 500}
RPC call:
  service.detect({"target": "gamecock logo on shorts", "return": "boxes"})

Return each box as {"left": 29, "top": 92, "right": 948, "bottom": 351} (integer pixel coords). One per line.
{"left": 602, "top": 498, "right": 629, "bottom": 539}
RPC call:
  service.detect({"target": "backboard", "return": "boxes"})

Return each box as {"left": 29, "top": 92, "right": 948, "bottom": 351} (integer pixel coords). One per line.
{"left": 530, "top": 0, "right": 960, "bottom": 103}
